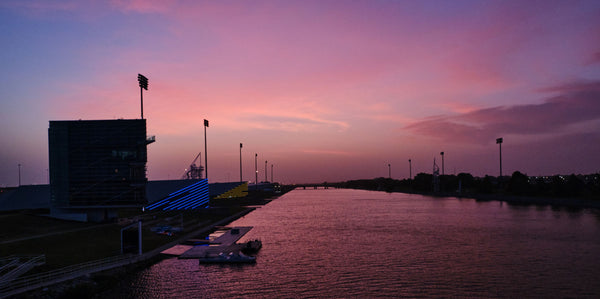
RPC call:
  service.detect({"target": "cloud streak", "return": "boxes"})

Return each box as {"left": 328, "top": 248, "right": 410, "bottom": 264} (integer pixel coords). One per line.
{"left": 405, "top": 80, "right": 600, "bottom": 143}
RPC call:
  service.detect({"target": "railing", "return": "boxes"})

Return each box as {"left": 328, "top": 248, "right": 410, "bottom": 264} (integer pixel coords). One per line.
{"left": 0, "top": 254, "right": 137, "bottom": 297}
{"left": 0, "top": 255, "right": 46, "bottom": 284}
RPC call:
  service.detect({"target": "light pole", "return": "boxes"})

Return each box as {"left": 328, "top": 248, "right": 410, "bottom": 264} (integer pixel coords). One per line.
{"left": 255, "top": 153, "right": 258, "bottom": 190}
{"left": 265, "top": 160, "right": 268, "bottom": 182}
{"left": 239, "top": 143, "right": 243, "bottom": 183}
{"left": 137, "top": 74, "right": 148, "bottom": 119}
{"left": 408, "top": 159, "right": 412, "bottom": 180}
{"left": 440, "top": 152, "right": 445, "bottom": 176}
{"left": 388, "top": 163, "right": 391, "bottom": 179}
{"left": 271, "top": 164, "right": 273, "bottom": 182}
{"left": 18, "top": 163, "right": 21, "bottom": 186}
{"left": 204, "top": 119, "right": 209, "bottom": 180}
{"left": 496, "top": 138, "right": 503, "bottom": 177}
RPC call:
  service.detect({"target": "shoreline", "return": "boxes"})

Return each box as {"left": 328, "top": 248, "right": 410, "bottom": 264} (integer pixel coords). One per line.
{"left": 369, "top": 189, "right": 600, "bottom": 210}
{"left": 6, "top": 191, "right": 285, "bottom": 298}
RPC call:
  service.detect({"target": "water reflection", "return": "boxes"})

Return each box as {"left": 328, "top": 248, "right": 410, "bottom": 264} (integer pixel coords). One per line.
{"left": 106, "top": 189, "right": 600, "bottom": 298}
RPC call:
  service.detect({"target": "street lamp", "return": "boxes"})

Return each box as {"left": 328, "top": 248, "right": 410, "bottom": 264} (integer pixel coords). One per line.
{"left": 204, "top": 119, "right": 209, "bottom": 180}
{"left": 408, "top": 159, "right": 412, "bottom": 180}
{"left": 440, "top": 152, "right": 445, "bottom": 176}
{"left": 271, "top": 164, "right": 274, "bottom": 182}
{"left": 388, "top": 163, "right": 391, "bottom": 179}
{"left": 239, "top": 143, "right": 243, "bottom": 183}
{"left": 265, "top": 160, "right": 268, "bottom": 182}
{"left": 496, "top": 138, "right": 503, "bottom": 177}
{"left": 137, "top": 74, "right": 148, "bottom": 119}
{"left": 255, "top": 153, "right": 258, "bottom": 190}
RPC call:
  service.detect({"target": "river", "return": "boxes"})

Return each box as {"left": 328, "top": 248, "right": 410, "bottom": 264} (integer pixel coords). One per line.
{"left": 107, "top": 188, "right": 600, "bottom": 298}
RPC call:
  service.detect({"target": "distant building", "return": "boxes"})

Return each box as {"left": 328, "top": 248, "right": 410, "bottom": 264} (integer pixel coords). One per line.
{"left": 48, "top": 119, "right": 154, "bottom": 221}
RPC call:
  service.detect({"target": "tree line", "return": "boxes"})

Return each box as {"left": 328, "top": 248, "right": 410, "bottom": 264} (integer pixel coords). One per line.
{"left": 332, "top": 172, "right": 600, "bottom": 199}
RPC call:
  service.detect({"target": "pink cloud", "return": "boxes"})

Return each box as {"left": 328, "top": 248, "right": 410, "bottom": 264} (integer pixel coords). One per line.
{"left": 405, "top": 80, "right": 600, "bottom": 143}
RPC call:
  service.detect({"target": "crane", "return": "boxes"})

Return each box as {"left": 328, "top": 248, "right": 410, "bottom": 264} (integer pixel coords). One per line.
{"left": 181, "top": 152, "right": 204, "bottom": 180}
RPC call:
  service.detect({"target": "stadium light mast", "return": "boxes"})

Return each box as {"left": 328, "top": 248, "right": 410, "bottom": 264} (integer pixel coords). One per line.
{"left": 204, "top": 119, "right": 209, "bottom": 180}
{"left": 18, "top": 163, "right": 21, "bottom": 186}
{"left": 240, "top": 143, "right": 243, "bottom": 183}
{"left": 440, "top": 152, "right": 445, "bottom": 176}
{"left": 496, "top": 138, "right": 503, "bottom": 177}
{"left": 137, "top": 74, "right": 148, "bottom": 119}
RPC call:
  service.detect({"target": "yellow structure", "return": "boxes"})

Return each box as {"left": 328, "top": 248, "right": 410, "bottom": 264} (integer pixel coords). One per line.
{"left": 214, "top": 182, "right": 248, "bottom": 199}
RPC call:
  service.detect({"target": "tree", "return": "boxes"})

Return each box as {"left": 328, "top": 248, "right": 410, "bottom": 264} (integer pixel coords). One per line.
{"left": 507, "top": 171, "right": 531, "bottom": 195}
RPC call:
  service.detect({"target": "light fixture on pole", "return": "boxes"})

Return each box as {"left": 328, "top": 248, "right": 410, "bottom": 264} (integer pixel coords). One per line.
{"left": 18, "top": 163, "right": 21, "bottom": 186}
{"left": 204, "top": 119, "right": 209, "bottom": 180}
{"left": 255, "top": 153, "right": 258, "bottom": 190}
{"left": 408, "top": 159, "right": 412, "bottom": 180}
{"left": 496, "top": 138, "right": 503, "bottom": 177}
{"left": 265, "top": 160, "right": 268, "bottom": 182}
{"left": 137, "top": 74, "right": 148, "bottom": 119}
{"left": 440, "top": 152, "right": 445, "bottom": 176}
{"left": 388, "top": 163, "right": 391, "bottom": 179}
{"left": 271, "top": 164, "right": 273, "bottom": 182}
{"left": 239, "top": 143, "right": 243, "bottom": 183}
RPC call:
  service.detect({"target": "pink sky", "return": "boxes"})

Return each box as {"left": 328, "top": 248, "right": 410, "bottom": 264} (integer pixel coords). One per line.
{"left": 1, "top": 0, "right": 600, "bottom": 185}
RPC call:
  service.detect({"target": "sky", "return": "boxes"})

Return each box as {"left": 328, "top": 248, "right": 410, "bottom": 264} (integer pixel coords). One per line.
{"left": 1, "top": 0, "right": 600, "bottom": 186}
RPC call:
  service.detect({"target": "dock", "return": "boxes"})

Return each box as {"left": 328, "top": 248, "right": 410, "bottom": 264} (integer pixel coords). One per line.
{"left": 161, "top": 226, "right": 254, "bottom": 259}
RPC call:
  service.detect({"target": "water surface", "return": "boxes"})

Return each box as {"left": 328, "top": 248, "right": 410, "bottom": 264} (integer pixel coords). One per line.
{"left": 110, "top": 189, "right": 600, "bottom": 298}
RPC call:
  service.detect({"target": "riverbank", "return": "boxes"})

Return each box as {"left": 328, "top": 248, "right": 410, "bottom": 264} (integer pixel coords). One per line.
{"left": 2, "top": 189, "right": 291, "bottom": 298}
{"left": 368, "top": 189, "right": 600, "bottom": 210}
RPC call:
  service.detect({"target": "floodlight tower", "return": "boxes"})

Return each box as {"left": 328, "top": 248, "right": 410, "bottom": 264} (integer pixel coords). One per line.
{"left": 440, "top": 152, "right": 445, "bottom": 176}
{"left": 496, "top": 138, "right": 503, "bottom": 177}
{"left": 239, "top": 143, "right": 243, "bottom": 182}
{"left": 18, "top": 163, "right": 21, "bottom": 186}
{"left": 137, "top": 74, "right": 148, "bottom": 119}
{"left": 204, "top": 119, "right": 209, "bottom": 180}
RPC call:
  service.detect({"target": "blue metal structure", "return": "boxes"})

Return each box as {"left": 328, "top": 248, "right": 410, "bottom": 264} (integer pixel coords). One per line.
{"left": 145, "top": 179, "right": 209, "bottom": 211}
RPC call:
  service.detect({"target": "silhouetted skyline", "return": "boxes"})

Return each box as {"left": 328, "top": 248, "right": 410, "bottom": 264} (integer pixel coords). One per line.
{"left": 1, "top": 1, "right": 599, "bottom": 185}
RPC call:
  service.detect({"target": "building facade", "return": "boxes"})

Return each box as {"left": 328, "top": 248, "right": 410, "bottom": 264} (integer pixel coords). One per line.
{"left": 48, "top": 119, "right": 154, "bottom": 221}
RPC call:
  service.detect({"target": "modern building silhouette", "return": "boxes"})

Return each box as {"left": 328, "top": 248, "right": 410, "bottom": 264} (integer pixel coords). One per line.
{"left": 48, "top": 119, "right": 154, "bottom": 221}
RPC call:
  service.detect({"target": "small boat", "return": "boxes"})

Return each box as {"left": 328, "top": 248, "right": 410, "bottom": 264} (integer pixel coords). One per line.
{"left": 241, "top": 239, "right": 262, "bottom": 255}
{"left": 198, "top": 251, "right": 256, "bottom": 264}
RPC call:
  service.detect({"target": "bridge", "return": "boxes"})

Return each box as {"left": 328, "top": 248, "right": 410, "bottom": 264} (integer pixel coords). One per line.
{"left": 293, "top": 183, "right": 337, "bottom": 190}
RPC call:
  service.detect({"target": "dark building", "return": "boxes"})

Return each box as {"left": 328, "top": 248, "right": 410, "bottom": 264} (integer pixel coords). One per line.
{"left": 48, "top": 119, "right": 154, "bottom": 221}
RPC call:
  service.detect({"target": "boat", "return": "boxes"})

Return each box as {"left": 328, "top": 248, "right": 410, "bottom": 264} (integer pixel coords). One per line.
{"left": 241, "top": 239, "right": 262, "bottom": 255}
{"left": 198, "top": 251, "right": 256, "bottom": 264}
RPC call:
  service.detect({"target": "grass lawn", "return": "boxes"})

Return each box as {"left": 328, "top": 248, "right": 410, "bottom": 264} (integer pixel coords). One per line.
{"left": 0, "top": 208, "right": 246, "bottom": 271}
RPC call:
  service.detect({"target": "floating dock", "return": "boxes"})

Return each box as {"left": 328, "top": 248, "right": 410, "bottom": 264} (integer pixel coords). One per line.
{"left": 161, "top": 226, "right": 254, "bottom": 259}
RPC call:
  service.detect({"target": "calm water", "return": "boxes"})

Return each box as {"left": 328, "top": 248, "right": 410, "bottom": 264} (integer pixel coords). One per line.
{"left": 109, "top": 189, "right": 600, "bottom": 298}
